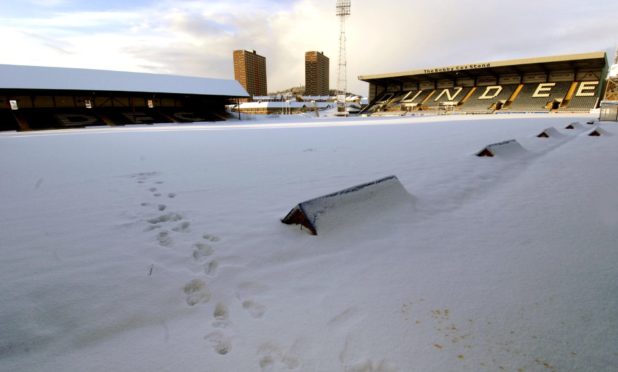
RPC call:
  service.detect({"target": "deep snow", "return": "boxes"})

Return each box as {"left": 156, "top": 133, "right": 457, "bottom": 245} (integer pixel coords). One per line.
{"left": 1, "top": 114, "right": 617, "bottom": 372}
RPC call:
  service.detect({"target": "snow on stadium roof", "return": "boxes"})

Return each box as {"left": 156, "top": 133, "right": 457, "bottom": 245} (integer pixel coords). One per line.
{"left": 0, "top": 64, "right": 249, "bottom": 97}
{"left": 359, "top": 51, "right": 607, "bottom": 83}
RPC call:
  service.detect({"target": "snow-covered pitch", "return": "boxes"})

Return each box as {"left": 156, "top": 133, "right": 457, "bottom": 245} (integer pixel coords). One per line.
{"left": 1, "top": 114, "right": 617, "bottom": 371}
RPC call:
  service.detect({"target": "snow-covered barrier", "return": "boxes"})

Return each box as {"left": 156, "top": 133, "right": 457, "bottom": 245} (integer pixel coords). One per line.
{"left": 537, "top": 127, "right": 564, "bottom": 138}
{"left": 587, "top": 127, "right": 610, "bottom": 137}
{"left": 281, "top": 176, "right": 411, "bottom": 235}
{"left": 476, "top": 139, "right": 525, "bottom": 158}
{"left": 565, "top": 122, "right": 585, "bottom": 130}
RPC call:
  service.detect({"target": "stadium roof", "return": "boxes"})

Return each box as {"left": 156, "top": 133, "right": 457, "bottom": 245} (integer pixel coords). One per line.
{"left": 359, "top": 51, "right": 607, "bottom": 84}
{"left": 0, "top": 64, "right": 249, "bottom": 97}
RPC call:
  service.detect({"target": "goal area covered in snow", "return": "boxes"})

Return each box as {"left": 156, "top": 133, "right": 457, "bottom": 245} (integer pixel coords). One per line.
{"left": 1, "top": 114, "right": 617, "bottom": 371}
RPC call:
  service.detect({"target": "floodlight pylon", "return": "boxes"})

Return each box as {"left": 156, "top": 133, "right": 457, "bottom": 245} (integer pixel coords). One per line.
{"left": 336, "top": 0, "right": 351, "bottom": 115}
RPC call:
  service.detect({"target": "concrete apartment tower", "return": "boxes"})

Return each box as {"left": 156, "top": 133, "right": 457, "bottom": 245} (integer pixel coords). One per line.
{"left": 305, "top": 51, "right": 330, "bottom": 96}
{"left": 233, "top": 50, "right": 267, "bottom": 98}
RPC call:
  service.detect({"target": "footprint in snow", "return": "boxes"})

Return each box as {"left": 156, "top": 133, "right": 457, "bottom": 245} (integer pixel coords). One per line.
{"left": 237, "top": 282, "right": 268, "bottom": 318}
{"left": 203, "top": 234, "right": 221, "bottom": 242}
{"left": 172, "top": 221, "right": 190, "bottom": 232}
{"left": 259, "top": 354, "right": 275, "bottom": 371}
{"left": 193, "top": 243, "right": 214, "bottom": 261}
{"left": 242, "top": 300, "right": 266, "bottom": 319}
{"left": 157, "top": 230, "right": 172, "bottom": 247}
{"left": 257, "top": 343, "right": 300, "bottom": 371}
{"left": 147, "top": 213, "right": 183, "bottom": 225}
{"left": 132, "top": 171, "right": 159, "bottom": 183}
{"left": 214, "top": 302, "right": 229, "bottom": 321}
{"left": 204, "top": 260, "right": 219, "bottom": 276}
{"left": 183, "top": 279, "right": 211, "bottom": 306}
{"left": 213, "top": 302, "right": 231, "bottom": 328}
{"left": 205, "top": 331, "right": 232, "bottom": 355}
{"left": 168, "top": 193, "right": 176, "bottom": 198}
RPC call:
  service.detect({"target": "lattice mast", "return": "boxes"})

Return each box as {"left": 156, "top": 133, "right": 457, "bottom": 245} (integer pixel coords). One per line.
{"left": 336, "top": 0, "right": 351, "bottom": 114}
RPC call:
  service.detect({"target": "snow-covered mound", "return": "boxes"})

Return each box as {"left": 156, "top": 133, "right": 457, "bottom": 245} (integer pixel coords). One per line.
{"left": 282, "top": 175, "right": 412, "bottom": 235}
{"left": 1, "top": 114, "right": 617, "bottom": 372}
{"left": 475, "top": 139, "right": 526, "bottom": 158}
{"left": 536, "top": 127, "right": 565, "bottom": 138}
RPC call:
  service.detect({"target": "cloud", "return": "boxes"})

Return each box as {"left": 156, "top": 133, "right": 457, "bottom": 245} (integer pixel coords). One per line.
{"left": 1, "top": 0, "right": 618, "bottom": 96}
{"left": 27, "top": 0, "right": 71, "bottom": 7}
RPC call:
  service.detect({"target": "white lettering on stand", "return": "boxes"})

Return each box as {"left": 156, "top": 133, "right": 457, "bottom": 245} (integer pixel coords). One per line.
{"left": 575, "top": 81, "right": 599, "bottom": 97}
{"left": 479, "top": 86, "right": 503, "bottom": 100}
{"left": 435, "top": 87, "right": 463, "bottom": 102}
{"left": 533, "top": 83, "right": 556, "bottom": 98}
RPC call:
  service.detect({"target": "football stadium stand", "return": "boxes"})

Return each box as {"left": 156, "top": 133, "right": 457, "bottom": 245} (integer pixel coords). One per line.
{"left": 0, "top": 65, "right": 249, "bottom": 131}
{"left": 359, "top": 52, "right": 607, "bottom": 115}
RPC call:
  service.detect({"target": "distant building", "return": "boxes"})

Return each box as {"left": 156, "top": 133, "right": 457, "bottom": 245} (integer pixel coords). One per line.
{"left": 233, "top": 50, "right": 267, "bottom": 98}
{"left": 305, "top": 51, "right": 330, "bottom": 96}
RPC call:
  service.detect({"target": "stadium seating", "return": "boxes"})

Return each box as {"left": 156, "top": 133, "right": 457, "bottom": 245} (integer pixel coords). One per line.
{"left": 383, "top": 91, "right": 412, "bottom": 112}
{"left": 401, "top": 90, "right": 432, "bottom": 104}
{"left": 360, "top": 92, "right": 394, "bottom": 113}
{"left": 562, "top": 95, "right": 599, "bottom": 111}
{"left": 361, "top": 90, "right": 441, "bottom": 114}
{"left": 559, "top": 81, "right": 601, "bottom": 112}
{"left": 506, "top": 82, "right": 572, "bottom": 112}
{"left": 362, "top": 79, "right": 600, "bottom": 115}
{"left": 0, "top": 89, "right": 231, "bottom": 131}
{"left": 17, "top": 109, "right": 107, "bottom": 130}
{"left": 424, "top": 87, "right": 473, "bottom": 108}
{"left": 389, "top": 91, "right": 410, "bottom": 104}
{"left": 6, "top": 106, "right": 226, "bottom": 131}
{"left": 459, "top": 85, "right": 518, "bottom": 113}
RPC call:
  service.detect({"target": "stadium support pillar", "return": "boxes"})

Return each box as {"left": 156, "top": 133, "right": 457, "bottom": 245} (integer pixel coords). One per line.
{"left": 98, "top": 114, "right": 115, "bottom": 126}
{"left": 562, "top": 82, "right": 579, "bottom": 107}
{"left": 461, "top": 87, "right": 477, "bottom": 104}
{"left": 12, "top": 112, "right": 30, "bottom": 131}
{"left": 507, "top": 84, "right": 525, "bottom": 106}
{"left": 421, "top": 90, "right": 436, "bottom": 105}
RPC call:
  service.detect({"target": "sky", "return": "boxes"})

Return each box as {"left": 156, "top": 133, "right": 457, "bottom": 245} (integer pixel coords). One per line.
{"left": 1, "top": 0, "right": 618, "bottom": 96}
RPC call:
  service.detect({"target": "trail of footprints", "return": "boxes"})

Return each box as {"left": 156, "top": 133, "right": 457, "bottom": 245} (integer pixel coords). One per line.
{"left": 134, "top": 172, "right": 267, "bottom": 358}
